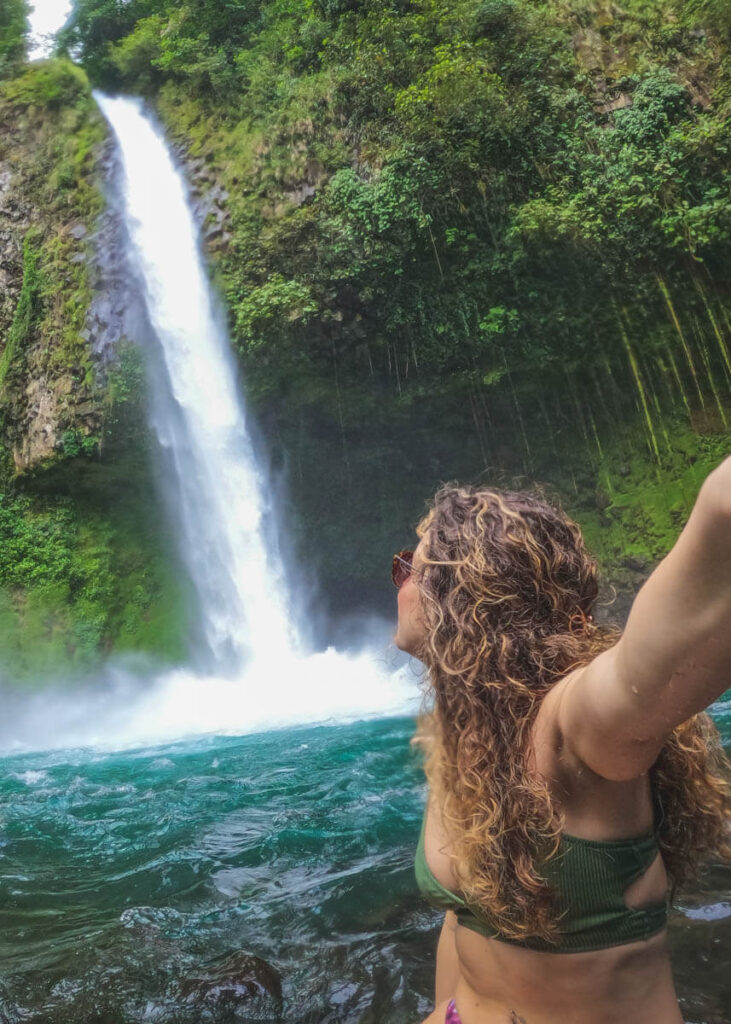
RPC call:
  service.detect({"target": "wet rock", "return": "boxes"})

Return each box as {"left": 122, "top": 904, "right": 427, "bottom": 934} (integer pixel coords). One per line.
{"left": 54, "top": 376, "right": 74, "bottom": 399}
{"left": 207, "top": 183, "right": 229, "bottom": 204}
{"left": 597, "top": 92, "right": 633, "bottom": 115}
{"left": 13, "top": 379, "right": 61, "bottom": 470}
{"left": 621, "top": 554, "right": 648, "bottom": 573}
{"left": 204, "top": 223, "right": 223, "bottom": 242}
{"left": 84, "top": 136, "right": 152, "bottom": 366}
{"left": 179, "top": 950, "right": 282, "bottom": 1009}
{"left": 69, "top": 222, "right": 88, "bottom": 240}
{"left": 284, "top": 181, "right": 317, "bottom": 207}
{"left": 208, "top": 230, "right": 232, "bottom": 252}
{"left": 74, "top": 399, "right": 99, "bottom": 418}
{"left": 595, "top": 487, "right": 612, "bottom": 510}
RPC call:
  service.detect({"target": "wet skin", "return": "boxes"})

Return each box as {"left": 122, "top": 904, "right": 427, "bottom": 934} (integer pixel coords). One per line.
{"left": 394, "top": 541, "right": 684, "bottom": 1024}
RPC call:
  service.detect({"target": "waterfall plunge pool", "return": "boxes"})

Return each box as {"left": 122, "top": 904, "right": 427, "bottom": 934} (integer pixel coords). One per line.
{"left": 0, "top": 714, "right": 729, "bottom": 1024}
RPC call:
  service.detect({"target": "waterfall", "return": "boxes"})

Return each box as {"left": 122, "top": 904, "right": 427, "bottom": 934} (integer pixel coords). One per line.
{"left": 95, "top": 94, "right": 295, "bottom": 673}
{"left": 0, "top": 92, "right": 417, "bottom": 753}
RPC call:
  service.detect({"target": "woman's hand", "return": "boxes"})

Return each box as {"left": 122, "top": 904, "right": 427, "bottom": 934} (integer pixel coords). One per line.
{"left": 559, "top": 455, "right": 731, "bottom": 781}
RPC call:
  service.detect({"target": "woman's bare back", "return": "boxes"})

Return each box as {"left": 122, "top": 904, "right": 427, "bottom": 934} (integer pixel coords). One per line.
{"left": 420, "top": 672, "right": 682, "bottom": 1024}
{"left": 407, "top": 459, "right": 731, "bottom": 1023}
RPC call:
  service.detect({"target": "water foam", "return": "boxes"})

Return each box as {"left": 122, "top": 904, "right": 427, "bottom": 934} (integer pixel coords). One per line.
{"left": 0, "top": 651, "right": 419, "bottom": 753}
{"left": 0, "top": 95, "right": 419, "bottom": 756}
{"left": 96, "top": 94, "right": 295, "bottom": 672}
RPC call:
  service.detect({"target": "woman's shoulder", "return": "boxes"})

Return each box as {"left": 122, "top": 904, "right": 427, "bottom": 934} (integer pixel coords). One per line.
{"left": 532, "top": 669, "right": 656, "bottom": 840}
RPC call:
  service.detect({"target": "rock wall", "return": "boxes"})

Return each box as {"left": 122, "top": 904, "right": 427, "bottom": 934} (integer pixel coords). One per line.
{"left": 0, "top": 61, "right": 108, "bottom": 471}
{"left": 0, "top": 166, "right": 32, "bottom": 331}
{"left": 0, "top": 64, "right": 190, "bottom": 679}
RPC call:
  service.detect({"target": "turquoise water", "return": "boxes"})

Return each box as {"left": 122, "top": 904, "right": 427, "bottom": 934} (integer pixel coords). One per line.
{"left": 0, "top": 710, "right": 730, "bottom": 1023}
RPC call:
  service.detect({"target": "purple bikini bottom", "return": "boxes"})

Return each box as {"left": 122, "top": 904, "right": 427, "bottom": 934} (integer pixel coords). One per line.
{"left": 445, "top": 1000, "right": 463, "bottom": 1024}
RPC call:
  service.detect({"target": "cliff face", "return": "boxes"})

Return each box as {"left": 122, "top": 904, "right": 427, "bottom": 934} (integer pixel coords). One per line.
{"left": 0, "top": 4, "right": 729, "bottom": 676}
{"left": 138, "top": 0, "right": 731, "bottom": 621}
{"left": 0, "top": 59, "right": 107, "bottom": 471}
{"left": 0, "top": 61, "right": 189, "bottom": 681}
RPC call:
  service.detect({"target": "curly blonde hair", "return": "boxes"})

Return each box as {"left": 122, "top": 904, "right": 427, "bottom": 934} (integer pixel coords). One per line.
{"left": 414, "top": 484, "right": 731, "bottom": 944}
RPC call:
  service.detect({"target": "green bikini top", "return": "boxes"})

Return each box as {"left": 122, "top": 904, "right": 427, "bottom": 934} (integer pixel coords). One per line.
{"left": 415, "top": 804, "right": 669, "bottom": 953}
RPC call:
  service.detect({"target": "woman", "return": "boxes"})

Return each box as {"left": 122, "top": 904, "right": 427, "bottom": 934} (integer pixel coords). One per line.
{"left": 392, "top": 457, "right": 731, "bottom": 1024}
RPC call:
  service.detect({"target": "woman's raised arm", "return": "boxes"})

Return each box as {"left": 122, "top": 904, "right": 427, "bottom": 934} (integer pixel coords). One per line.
{"left": 559, "top": 455, "right": 731, "bottom": 782}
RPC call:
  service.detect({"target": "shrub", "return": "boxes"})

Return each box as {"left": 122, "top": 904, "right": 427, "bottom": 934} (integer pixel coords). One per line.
{"left": 2, "top": 58, "right": 89, "bottom": 109}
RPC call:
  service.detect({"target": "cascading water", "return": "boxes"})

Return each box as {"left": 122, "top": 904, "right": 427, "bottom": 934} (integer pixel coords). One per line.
{"left": 4, "top": 23, "right": 730, "bottom": 1023}
{"left": 96, "top": 94, "right": 293, "bottom": 673}
{"left": 0, "top": 94, "right": 417, "bottom": 754}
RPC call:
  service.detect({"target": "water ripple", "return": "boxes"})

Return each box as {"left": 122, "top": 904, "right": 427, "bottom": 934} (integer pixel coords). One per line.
{"left": 0, "top": 717, "right": 727, "bottom": 1022}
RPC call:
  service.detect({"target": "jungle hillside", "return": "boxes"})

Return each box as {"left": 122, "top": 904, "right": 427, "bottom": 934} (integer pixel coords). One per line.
{"left": 0, "top": 0, "right": 730, "bottom": 674}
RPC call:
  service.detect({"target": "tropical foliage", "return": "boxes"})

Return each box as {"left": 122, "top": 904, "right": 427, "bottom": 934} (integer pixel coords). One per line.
{"left": 54, "top": 0, "right": 731, "bottom": 603}
{"left": 1, "top": 1, "right": 728, "bottom": 642}
{"left": 0, "top": 0, "right": 27, "bottom": 79}
{"left": 0, "top": 52, "right": 189, "bottom": 676}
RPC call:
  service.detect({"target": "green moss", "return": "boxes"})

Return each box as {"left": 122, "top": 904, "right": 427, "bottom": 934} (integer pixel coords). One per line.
{"left": 0, "top": 230, "right": 42, "bottom": 392}
{"left": 575, "top": 452, "right": 710, "bottom": 559}
{"left": 0, "top": 59, "right": 108, "bottom": 468}
{"left": 0, "top": 467, "right": 192, "bottom": 683}
{"left": 1, "top": 58, "right": 90, "bottom": 109}
{"left": 0, "top": 0, "right": 28, "bottom": 79}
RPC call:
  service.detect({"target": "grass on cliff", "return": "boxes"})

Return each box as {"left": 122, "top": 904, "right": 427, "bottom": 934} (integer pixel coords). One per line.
{"left": 0, "top": 228, "right": 42, "bottom": 395}
{"left": 0, "top": 465, "right": 192, "bottom": 685}
{"left": 0, "top": 58, "right": 107, "bottom": 449}
{"left": 0, "top": 340, "right": 194, "bottom": 683}
{"left": 0, "top": 61, "right": 195, "bottom": 676}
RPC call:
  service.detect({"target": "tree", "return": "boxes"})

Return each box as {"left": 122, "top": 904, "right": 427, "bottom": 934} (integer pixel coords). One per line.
{"left": 0, "top": 0, "right": 28, "bottom": 79}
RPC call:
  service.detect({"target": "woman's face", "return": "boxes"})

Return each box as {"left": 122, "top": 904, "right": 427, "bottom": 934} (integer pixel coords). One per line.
{"left": 393, "top": 539, "right": 427, "bottom": 657}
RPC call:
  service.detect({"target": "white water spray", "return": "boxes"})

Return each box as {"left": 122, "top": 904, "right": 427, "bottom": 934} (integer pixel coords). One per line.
{"left": 96, "top": 94, "right": 295, "bottom": 671}
{"left": 0, "top": 93, "right": 417, "bottom": 754}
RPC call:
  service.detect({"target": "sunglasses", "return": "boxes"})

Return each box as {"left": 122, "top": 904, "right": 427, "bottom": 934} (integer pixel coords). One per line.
{"left": 391, "top": 549, "right": 414, "bottom": 589}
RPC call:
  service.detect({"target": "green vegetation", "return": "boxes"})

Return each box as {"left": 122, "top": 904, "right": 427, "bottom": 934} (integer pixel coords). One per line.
{"left": 2, "top": 56, "right": 91, "bottom": 107}
{"left": 0, "top": 230, "right": 42, "bottom": 392}
{"left": 0, "top": 335, "right": 190, "bottom": 681}
{"left": 0, "top": 478, "right": 189, "bottom": 682}
{"left": 0, "top": 59, "right": 107, "bottom": 412}
{"left": 54, "top": 0, "right": 730, "bottom": 609}
{"left": 0, "top": 59, "right": 191, "bottom": 678}
{"left": 0, "top": 1, "right": 726, "bottom": 655}
{"left": 2, "top": 59, "right": 109, "bottom": 384}
{"left": 0, "top": 0, "right": 27, "bottom": 79}
{"left": 686, "top": 0, "right": 731, "bottom": 41}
